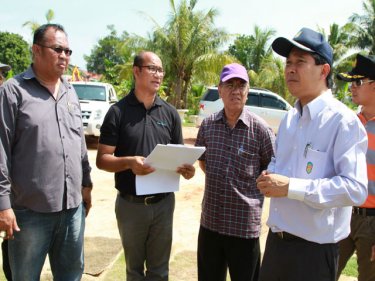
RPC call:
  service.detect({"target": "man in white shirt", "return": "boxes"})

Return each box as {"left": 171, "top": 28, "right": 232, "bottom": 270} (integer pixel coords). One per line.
{"left": 256, "top": 27, "right": 368, "bottom": 281}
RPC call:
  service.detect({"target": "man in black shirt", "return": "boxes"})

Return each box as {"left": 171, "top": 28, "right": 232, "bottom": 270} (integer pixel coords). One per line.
{"left": 96, "top": 51, "right": 195, "bottom": 281}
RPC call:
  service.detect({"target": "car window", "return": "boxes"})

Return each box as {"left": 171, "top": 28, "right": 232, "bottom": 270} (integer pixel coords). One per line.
{"left": 260, "top": 94, "right": 287, "bottom": 110}
{"left": 73, "top": 85, "right": 106, "bottom": 101}
{"left": 246, "top": 92, "right": 259, "bottom": 106}
{"left": 202, "top": 89, "right": 219, "bottom": 101}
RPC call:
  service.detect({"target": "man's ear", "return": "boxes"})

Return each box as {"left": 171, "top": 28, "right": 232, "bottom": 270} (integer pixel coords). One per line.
{"left": 218, "top": 83, "right": 223, "bottom": 99}
{"left": 133, "top": 66, "right": 140, "bottom": 79}
{"left": 321, "top": 63, "right": 331, "bottom": 80}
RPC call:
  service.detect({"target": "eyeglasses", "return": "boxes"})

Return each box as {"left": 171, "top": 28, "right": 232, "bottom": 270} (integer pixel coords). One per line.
{"left": 222, "top": 82, "right": 248, "bottom": 93}
{"left": 139, "top": 65, "right": 165, "bottom": 76}
{"left": 37, "top": 44, "right": 73, "bottom": 56}
{"left": 351, "top": 79, "right": 374, "bottom": 87}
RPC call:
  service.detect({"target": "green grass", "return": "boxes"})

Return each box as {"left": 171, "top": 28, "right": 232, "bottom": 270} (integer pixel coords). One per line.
{"left": 182, "top": 121, "right": 197, "bottom": 127}
{"left": 101, "top": 251, "right": 126, "bottom": 280}
{"left": 0, "top": 250, "right": 357, "bottom": 280}
{"left": 342, "top": 255, "right": 358, "bottom": 277}
{"left": 103, "top": 252, "right": 359, "bottom": 280}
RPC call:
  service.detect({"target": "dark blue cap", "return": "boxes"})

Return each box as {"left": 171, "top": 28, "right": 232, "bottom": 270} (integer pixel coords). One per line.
{"left": 272, "top": 27, "right": 333, "bottom": 66}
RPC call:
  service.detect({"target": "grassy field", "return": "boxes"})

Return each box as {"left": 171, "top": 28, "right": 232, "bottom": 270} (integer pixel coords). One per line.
{"left": 103, "top": 251, "right": 359, "bottom": 281}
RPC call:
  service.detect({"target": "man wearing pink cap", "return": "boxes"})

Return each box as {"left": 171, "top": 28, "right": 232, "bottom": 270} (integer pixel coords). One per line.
{"left": 195, "top": 63, "right": 275, "bottom": 281}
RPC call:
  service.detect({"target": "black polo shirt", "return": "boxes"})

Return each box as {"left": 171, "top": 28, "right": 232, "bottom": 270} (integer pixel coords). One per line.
{"left": 99, "top": 89, "right": 183, "bottom": 195}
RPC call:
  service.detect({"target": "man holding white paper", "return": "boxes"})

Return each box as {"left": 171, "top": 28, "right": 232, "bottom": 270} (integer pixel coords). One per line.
{"left": 96, "top": 51, "right": 195, "bottom": 281}
{"left": 195, "top": 63, "right": 275, "bottom": 281}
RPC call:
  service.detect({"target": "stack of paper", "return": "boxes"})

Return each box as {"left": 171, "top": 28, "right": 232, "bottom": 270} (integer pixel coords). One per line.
{"left": 136, "top": 144, "right": 205, "bottom": 195}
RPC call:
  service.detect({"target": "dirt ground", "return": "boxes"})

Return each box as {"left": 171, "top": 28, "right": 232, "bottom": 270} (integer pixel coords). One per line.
{"left": 82, "top": 126, "right": 354, "bottom": 281}
{"left": 5, "top": 126, "right": 354, "bottom": 280}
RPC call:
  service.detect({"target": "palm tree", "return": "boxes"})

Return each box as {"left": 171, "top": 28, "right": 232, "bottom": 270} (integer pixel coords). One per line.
{"left": 229, "top": 26, "right": 276, "bottom": 73}
{"left": 151, "top": 0, "right": 234, "bottom": 108}
{"left": 349, "top": 0, "right": 375, "bottom": 54}
{"left": 23, "top": 9, "right": 55, "bottom": 33}
{"left": 252, "top": 55, "right": 295, "bottom": 105}
{"left": 318, "top": 23, "right": 355, "bottom": 66}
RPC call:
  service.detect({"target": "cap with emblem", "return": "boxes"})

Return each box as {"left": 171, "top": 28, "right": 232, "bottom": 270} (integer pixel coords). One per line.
{"left": 337, "top": 54, "right": 375, "bottom": 81}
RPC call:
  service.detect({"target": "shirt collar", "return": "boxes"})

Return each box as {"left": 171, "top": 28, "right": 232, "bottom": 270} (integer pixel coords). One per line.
{"left": 214, "top": 108, "right": 250, "bottom": 128}
{"left": 22, "top": 65, "right": 69, "bottom": 85}
{"left": 295, "top": 89, "right": 333, "bottom": 120}
{"left": 128, "top": 89, "right": 163, "bottom": 107}
{"left": 22, "top": 66, "right": 36, "bottom": 80}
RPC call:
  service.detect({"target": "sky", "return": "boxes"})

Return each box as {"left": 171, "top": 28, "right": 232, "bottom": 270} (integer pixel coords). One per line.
{"left": 1, "top": 0, "right": 364, "bottom": 69}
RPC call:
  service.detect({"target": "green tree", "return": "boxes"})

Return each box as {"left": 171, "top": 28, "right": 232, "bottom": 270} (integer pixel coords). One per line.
{"left": 151, "top": 0, "right": 233, "bottom": 108}
{"left": 318, "top": 23, "right": 355, "bottom": 66}
{"left": 0, "top": 32, "right": 31, "bottom": 74}
{"left": 84, "top": 25, "right": 132, "bottom": 75}
{"left": 250, "top": 55, "right": 295, "bottom": 104}
{"left": 349, "top": 0, "right": 375, "bottom": 54}
{"left": 84, "top": 25, "right": 144, "bottom": 97}
{"left": 23, "top": 9, "right": 55, "bottom": 33}
{"left": 228, "top": 25, "right": 276, "bottom": 73}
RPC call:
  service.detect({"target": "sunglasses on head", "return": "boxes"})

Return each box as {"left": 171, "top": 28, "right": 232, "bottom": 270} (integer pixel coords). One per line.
{"left": 37, "top": 44, "right": 73, "bottom": 56}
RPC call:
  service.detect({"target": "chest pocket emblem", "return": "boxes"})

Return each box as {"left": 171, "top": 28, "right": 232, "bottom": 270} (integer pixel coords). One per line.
{"left": 306, "top": 161, "right": 313, "bottom": 174}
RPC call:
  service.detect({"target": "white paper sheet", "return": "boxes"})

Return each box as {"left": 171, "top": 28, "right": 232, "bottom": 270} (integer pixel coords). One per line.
{"left": 135, "top": 144, "right": 205, "bottom": 195}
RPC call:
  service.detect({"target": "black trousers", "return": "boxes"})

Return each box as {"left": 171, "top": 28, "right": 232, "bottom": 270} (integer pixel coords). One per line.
{"left": 2, "top": 240, "right": 12, "bottom": 281}
{"left": 259, "top": 231, "right": 339, "bottom": 281}
{"left": 198, "top": 226, "right": 260, "bottom": 281}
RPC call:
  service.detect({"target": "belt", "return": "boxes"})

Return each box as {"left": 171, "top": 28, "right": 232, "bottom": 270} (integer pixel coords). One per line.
{"left": 352, "top": 206, "right": 375, "bottom": 216}
{"left": 119, "top": 192, "right": 170, "bottom": 205}
{"left": 273, "top": 231, "right": 305, "bottom": 242}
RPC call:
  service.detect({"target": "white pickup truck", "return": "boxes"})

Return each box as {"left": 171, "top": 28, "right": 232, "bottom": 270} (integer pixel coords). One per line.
{"left": 71, "top": 81, "right": 118, "bottom": 137}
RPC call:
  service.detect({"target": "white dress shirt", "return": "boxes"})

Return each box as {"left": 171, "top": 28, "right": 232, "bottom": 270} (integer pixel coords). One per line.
{"left": 267, "top": 90, "right": 368, "bottom": 244}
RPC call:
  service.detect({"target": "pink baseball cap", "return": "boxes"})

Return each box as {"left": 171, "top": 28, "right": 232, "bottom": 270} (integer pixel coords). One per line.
{"left": 220, "top": 63, "right": 249, "bottom": 83}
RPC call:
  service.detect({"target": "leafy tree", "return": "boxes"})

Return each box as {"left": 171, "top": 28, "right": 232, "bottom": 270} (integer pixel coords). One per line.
{"left": 229, "top": 25, "right": 276, "bottom": 73}
{"left": 317, "top": 23, "right": 356, "bottom": 104}
{"left": 188, "top": 84, "right": 206, "bottom": 115}
{"left": 250, "top": 55, "right": 295, "bottom": 105}
{"left": 84, "top": 25, "right": 131, "bottom": 74}
{"left": 23, "top": 9, "right": 55, "bottom": 33}
{"left": 0, "top": 32, "right": 31, "bottom": 75}
{"left": 151, "top": 0, "right": 233, "bottom": 108}
{"left": 318, "top": 23, "right": 355, "bottom": 67}
{"left": 349, "top": 0, "right": 375, "bottom": 54}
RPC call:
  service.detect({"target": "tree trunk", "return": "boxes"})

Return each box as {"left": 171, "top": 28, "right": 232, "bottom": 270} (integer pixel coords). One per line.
{"left": 175, "top": 76, "right": 183, "bottom": 108}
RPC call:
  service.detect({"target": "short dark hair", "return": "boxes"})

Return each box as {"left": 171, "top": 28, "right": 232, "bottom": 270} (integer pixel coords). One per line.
{"left": 311, "top": 52, "right": 333, "bottom": 88}
{"left": 133, "top": 51, "right": 147, "bottom": 67}
{"left": 33, "top": 24, "right": 66, "bottom": 45}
